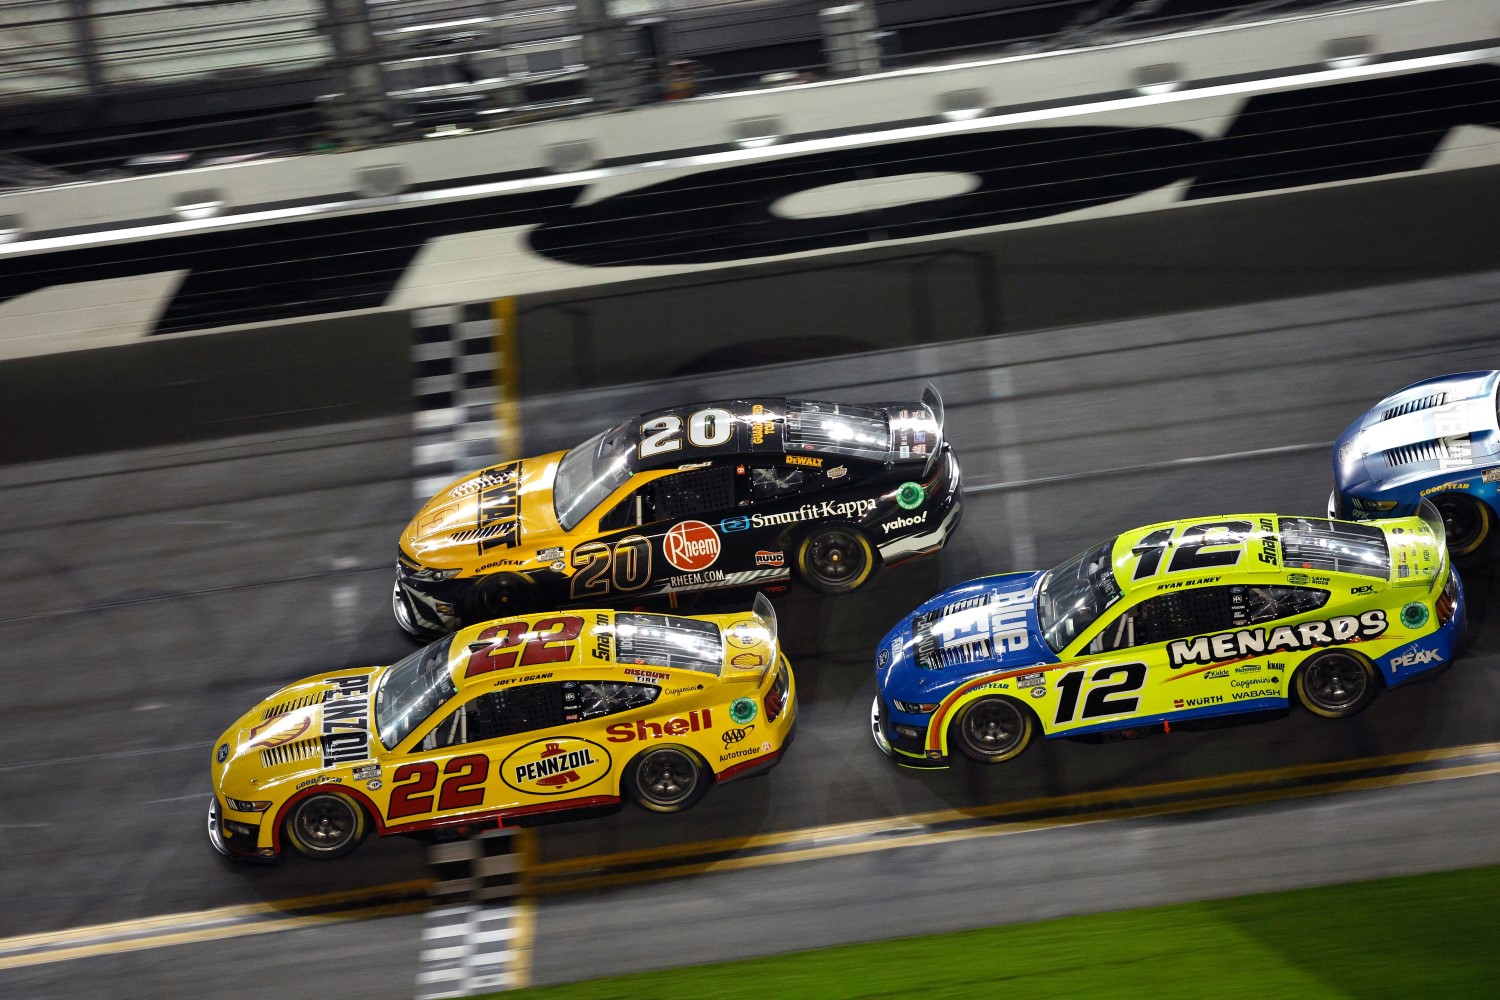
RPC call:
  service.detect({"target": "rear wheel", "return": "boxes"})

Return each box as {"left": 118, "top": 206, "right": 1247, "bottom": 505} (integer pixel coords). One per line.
{"left": 1430, "top": 492, "right": 1493, "bottom": 558}
{"left": 284, "top": 792, "right": 369, "bottom": 861}
{"left": 627, "top": 747, "right": 709, "bottom": 813}
{"left": 463, "top": 573, "right": 539, "bottom": 624}
{"left": 796, "top": 525, "right": 876, "bottom": 595}
{"left": 952, "top": 696, "right": 1035, "bottom": 764}
{"left": 1295, "top": 650, "right": 1378, "bottom": 718}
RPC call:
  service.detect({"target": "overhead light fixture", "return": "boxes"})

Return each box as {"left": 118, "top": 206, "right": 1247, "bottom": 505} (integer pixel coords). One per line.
{"left": 1133, "top": 64, "right": 1183, "bottom": 96}
{"left": 938, "top": 89, "right": 987, "bottom": 122}
{"left": 1323, "top": 36, "right": 1374, "bottom": 70}
{"left": 733, "top": 116, "right": 783, "bottom": 150}
{"left": 172, "top": 191, "right": 223, "bottom": 222}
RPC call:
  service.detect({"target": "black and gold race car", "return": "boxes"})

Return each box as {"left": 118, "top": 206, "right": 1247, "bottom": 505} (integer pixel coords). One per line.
{"left": 394, "top": 387, "right": 961, "bottom": 637}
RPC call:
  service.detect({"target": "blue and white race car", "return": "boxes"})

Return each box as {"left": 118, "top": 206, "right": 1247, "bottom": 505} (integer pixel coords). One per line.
{"left": 1330, "top": 370, "right": 1500, "bottom": 558}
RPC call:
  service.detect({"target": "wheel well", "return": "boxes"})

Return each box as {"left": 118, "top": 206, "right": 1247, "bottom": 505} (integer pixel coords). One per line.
{"left": 943, "top": 691, "right": 1041, "bottom": 754}
{"left": 1291, "top": 646, "right": 1385, "bottom": 707}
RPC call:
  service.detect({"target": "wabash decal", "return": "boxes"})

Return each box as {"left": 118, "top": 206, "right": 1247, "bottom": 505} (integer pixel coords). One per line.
{"left": 5, "top": 68, "right": 1499, "bottom": 337}
{"left": 321, "top": 674, "right": 372, "bottom": 767}
{"left": 501, "top": 737, "right": 612, "bottom": 795}
{"left": 1167, "top": 611, "right": 1388, "bottom": 668}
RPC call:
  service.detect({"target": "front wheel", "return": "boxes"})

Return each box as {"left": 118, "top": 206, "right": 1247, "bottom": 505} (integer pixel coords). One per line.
{"left": 284, "top": 792, "right": 369, "bottom": 860}
{"left": 627, "top": 747, "right": 709, "bottom": 814}
{"left": 1295, "top": 650, "right": 1378, "bottom": 719}
{"left": 462, "top": 572, "right": 539, "bottom": 625}
{"left": 795, "top": 525, "right": 876, "bottom": 595}
{"left": 1430, "top": 492, "right": 1493, "bottom": 559}
{"left": 952, "top": 696, "right": 1035, "bottom": 764}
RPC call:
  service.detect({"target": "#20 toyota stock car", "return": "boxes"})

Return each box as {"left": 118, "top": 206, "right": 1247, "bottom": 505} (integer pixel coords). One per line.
{"left": 209, "top": 595, "right": 794, "bottom": 861}
{"left": 394, "top": 386, "right": 961, "bottom": 638}
{"left": 1331, "top": 370, "right": 1500, "bottom": 558}
{"left": 872, "top": 505, "right": 1464, "bottom": 768}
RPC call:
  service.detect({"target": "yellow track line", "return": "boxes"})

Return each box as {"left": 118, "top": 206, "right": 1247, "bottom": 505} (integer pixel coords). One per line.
{"left": 532, "top": 739, "right": 1500, "bottom": 876}
{"left": 0, "top": 901, "right": 428, "bottom": 972}
{"left": 0, "top": 880, "right": 431, "bottom": 954}
{"left": 540, "top": 759, "right": 1500, "bottom": 895}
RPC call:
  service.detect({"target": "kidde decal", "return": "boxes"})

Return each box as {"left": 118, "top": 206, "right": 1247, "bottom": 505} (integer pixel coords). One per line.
{"left": 606, "top": 709, "right": 712, "bottom": 742}
{"left": 1167, "top": 611, "right": 1388, "bottom": 668}
{"left": 665, "top": 520, "right": 721, "bottom": 572}
{"left": 321, "top": 674, "right": 372, "bottom": 767}
{"left": 501, "top": 737, "right": 611, "bottom": 795}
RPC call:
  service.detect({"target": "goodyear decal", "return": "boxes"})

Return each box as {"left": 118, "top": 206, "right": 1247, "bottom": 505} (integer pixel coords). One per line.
{"left": 501, "top": 737, "right": 612, "bottom": 796}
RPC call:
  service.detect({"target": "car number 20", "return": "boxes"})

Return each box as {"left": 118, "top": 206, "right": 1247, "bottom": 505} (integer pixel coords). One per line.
{"left": 638, "top": 407, "right": 736, "bottom": 458}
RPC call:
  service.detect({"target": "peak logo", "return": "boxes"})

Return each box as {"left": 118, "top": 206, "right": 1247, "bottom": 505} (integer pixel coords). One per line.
{"left": 1390, "top": 647, "right": 1442, "bottom": 668}
{"left": 502, "top": 737, "right": 611, "bottom": 795}
{"left": 665, "top": 521, "right": 720, "bottom": 572}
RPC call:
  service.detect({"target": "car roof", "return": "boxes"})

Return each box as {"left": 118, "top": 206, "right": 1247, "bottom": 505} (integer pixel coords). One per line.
{"left": 1108, "top": 513, "right": 1395, "bottom": 598}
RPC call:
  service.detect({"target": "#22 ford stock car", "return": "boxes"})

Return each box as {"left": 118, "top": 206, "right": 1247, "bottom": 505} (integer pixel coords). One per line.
{"left": 210, "top": 595, "right": 794, "bottom": 861}
{"left": 1330, "top": 370, "right": 1500, "bottom": 558}
{"left": 872, "top": 505, "right": 1464, "bottom": 768}
{"left": 394, "top": 385, "right": 961, "bottom": 638}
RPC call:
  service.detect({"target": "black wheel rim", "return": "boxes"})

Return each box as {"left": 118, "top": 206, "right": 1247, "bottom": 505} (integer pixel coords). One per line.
{"left": 1303, "top": 653, "right": 1369, "bottom": 712}
{"left": 806, "top": 529, "right": 866, "bottom": 586}
{"left": 961, "top": 699, "right": 1026, "bottom": 757}
{"left": 292, "top": 796, "right": 358, "bottom": 852}
{"left": 1433, "top": 495, "right": 1484, "bottom": 552}
{"left": 636, "top": 749, "right": 698, "bottom": 806}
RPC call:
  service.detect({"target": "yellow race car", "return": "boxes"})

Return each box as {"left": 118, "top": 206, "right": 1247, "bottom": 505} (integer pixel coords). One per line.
{"left": 873, "top": 504, "right": 1465, "bottom": 768}
{"left": 209, "top": 596, "right": 794, "bottom": 861}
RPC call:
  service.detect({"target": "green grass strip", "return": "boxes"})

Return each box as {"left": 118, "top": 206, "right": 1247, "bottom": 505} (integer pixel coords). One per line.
{"left": 499, "top": 865, "right": 1500, "bottom": 999}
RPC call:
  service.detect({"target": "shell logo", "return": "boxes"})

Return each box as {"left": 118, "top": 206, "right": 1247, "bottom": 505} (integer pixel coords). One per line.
{"left": 664, "top": 520, "right": 721, "bottom": 572}
{"left": 501, "top": 737, "right": 612, "bottom": 796}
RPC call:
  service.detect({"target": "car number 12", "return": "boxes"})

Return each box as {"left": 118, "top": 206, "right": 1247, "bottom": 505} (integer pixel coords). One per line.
{"left": 1053, "top": 663, "right": 1147, "bottom": 725}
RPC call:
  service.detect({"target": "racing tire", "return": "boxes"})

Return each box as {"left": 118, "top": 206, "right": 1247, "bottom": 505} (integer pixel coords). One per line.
{"left": 795, "top": 524, "right": 877, "bottom": 595}
{"left": 462, "top": 572, "right": 540, "bottom": 625}
{"left": 1294, "top": 649, "right": 1379, "bottom": 719}
{"left": 952, "top": 696, "right": 1035, "bottom": 764}
{"left": 392, "top": 581, "right": 444, "bottom": 642}
{"left": 1430, "top": 492, "right": 1493, "bottom": 559}
{"left": 283, "top": 792, "right": 369, "bottom": 861}
{"left": 626, "top": 746, "right": 709, "bottom": 814}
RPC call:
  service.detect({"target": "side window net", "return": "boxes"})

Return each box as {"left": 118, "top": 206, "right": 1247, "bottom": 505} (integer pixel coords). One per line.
{"left": 653, "top": 465, "right": 736, "bottom": 519}
{"left": 1091, "top": 587, "right": 1236, "bottom": 653}
{"left": 422, "top": 682, "right": 567, "bottom": 750}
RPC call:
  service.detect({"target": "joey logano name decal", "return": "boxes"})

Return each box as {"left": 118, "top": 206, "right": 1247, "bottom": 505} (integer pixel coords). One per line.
{"left": 502, "top": 737, "right": 612, "bottom": 795}
{"left": 321, "top": 674, "right": 372, "bottom": 767}
{"left": 1167, "top": 611, "right": 1388, "bottom": 668}
{"left": 665, "top": 520, "right": 720, "bottom": 572}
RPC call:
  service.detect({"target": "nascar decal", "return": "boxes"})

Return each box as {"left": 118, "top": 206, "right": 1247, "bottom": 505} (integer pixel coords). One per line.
{"left": 1167, "top": 611, "right": 1388, "bottom": 668}
{"left": 502, "top": 737, "right": 612, "bottom": 795}
{"left": 321, "top": 675, "right": 372, "bottom": 767}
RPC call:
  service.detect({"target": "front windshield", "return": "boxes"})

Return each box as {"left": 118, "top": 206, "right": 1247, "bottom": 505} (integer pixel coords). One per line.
{"left": 554, "top": 422, "right": 635, "bottom": 531}
{"left": 374, "top": 637, "right": 458, "bottom": 749}
{"left": 1037, "top": 537, "right": 1122, "bottom": 654}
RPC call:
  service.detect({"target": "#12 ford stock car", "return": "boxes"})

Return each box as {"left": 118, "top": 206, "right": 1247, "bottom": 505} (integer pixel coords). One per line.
{"left": 210, "top": 595, "right": 794, "bottom": 861}
{"left": 1330, "top": 370, "right": 1500, "bottom": 559}
{"left": 872, "top": 505, "right": 1463, "bottom": 768}
{"left": 394, "top": 385, "right": 961, "bottom": 638}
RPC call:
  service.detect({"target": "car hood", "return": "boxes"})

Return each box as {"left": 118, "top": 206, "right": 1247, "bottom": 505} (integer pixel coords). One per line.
{"left": 876, "top": 571, "right": 1056, "bottom": 704}
{"left": 401, "top": 453, "right": 564, "bottom": 566}
{"left": 211, "top": 667, "right": 383, "bottom": 796}
{"left": 1335, "top": 370, "right": 1500, "bottom": 494}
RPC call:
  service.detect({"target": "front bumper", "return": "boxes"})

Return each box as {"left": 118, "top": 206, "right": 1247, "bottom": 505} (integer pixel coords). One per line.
{"left": 870, "top": 695, "right": 946, "bottom": 769}
{"left": 393, "top": 568, "right": 464, "bottom": 638}
{"left": 208, "top": 796, "right": 275, "bottom": 863}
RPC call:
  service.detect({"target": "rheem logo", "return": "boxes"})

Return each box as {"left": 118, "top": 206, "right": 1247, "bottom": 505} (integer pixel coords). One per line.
{"left": 665, "top": 521, "right": 720, "bottom": 572}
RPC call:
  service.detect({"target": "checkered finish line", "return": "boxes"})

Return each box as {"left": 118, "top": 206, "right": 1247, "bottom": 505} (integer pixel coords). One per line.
{"left": 409, "top": 301, "right": 511, "bottom": 511}
{"left": 416, "top": 904, "right": 522, "bottom": 998}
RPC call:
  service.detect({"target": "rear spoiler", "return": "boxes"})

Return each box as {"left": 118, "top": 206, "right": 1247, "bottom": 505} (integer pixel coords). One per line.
{"left": 754, "top": 591, "right": 779, "bottom": 687}
{"left": 922, "top": 381, "right": 945, "bottom": 478}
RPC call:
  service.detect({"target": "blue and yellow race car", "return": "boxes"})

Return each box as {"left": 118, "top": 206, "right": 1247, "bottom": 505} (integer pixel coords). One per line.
{"left": 1330, "top": 370, "right": 1500, "bottom": 558}
{"left": 873, "top": 506, "right": 1463, "bottom": 768}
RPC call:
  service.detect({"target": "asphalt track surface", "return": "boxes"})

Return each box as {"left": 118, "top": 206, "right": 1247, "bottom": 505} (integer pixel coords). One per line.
{"left": 3, "top": 238, "right": 1500, "bottom": 993}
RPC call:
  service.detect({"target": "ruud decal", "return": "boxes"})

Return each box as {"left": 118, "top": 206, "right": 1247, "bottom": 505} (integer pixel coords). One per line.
{"left": 1167, "top": 611, "right": 1388, "bottom": 668}
{"left": 502, "top": 737, "right": 611, "bottom": 795}
{"left": 8, "top": 67, "right": 1498, "bottom": 336}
